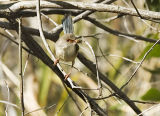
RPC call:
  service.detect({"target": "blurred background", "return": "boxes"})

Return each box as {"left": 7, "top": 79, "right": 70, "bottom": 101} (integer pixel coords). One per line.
{"left": 0, "top": 0, "right": 160, "bottom": 116}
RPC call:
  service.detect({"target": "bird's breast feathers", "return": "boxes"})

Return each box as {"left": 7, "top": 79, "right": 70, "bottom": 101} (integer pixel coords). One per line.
{"left": 56, "top": 43, "right": 78, "bottom": 62}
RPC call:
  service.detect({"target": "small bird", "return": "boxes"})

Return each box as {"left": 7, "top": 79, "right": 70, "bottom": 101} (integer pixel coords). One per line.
{"left": 54, "top": 14, "right": 79, "bottom": 80}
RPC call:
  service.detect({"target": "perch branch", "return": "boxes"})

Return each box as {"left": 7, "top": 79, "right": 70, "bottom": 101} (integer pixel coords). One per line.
{"left": 0, "top": 1, "right": 160, "bottom": 20}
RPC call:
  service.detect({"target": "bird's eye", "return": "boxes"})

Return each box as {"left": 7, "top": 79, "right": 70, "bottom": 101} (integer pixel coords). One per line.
{"left": 67, "top": 39, "right": 70, "bottom": 42}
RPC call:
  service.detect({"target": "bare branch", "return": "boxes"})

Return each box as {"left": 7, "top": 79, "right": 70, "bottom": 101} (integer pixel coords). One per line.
{"left": 18, "top": 28, "right": 107, "bottom": 116}
{"left": 132, "top": 100, "right": 158, "bottom": 105}
{"left": 0, "top": 32, "right": 32, "bottom": 54}
{"left": 0, "top": 100, "right": 20, "bottom": 109}
{"left": 18, "top": 18, "right": 25, "bottom": 116}
{"left": 120, "top": 39, "right": 160, "bottom": 90}
{"left": 24, "top": 104, "right": 56, "bottom": 115}
{"left": 138, "top": 104, "right": 160, "bottom": 116}
{"left": 130, "top": 0, "right": 143, "bottom": 19}
{"left": 85, "top": 17, "right": 160, "bottom": 44}
{"left": 97, "top": 54, "right": 140, "bottom": 64}
{"left": 41, "top": 12, "right": 58, "bottom": 27}
{"left": 81, "top": 37, "right": 102, "bottom": 96}
{"left": 1, "top": 1, "right": 160, "bottom": 20}
{"left": 55, "top": 97, "right": 69, "bottom": 116}
{"left": 77, "top": 53, "right": 142, "bottom": 115}
{"left": 36, "top": 0, "right": 56, "bottom": 62}
{"left": 62, "top": 83, "right": 82, "bottom": 114}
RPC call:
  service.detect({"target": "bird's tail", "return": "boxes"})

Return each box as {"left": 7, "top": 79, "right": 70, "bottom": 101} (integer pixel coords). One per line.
{"left": 62, "top": 14, "right": 74, "bottom": 34}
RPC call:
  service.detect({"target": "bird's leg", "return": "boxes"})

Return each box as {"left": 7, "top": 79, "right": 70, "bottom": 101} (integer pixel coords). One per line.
{"left": 71, "top": 60, "right": 75, "bottom": 68}
{"left": 54, "top": 58, "right": 59, "bottom": 66}
{"left": 75, "top": 39, "right": 82, "bottom": 44}
{"left": 64, "top": 72, "right": 71, "bottom": 80}
{"left": 64, "top": 61, "right": 74, "bottom": 80}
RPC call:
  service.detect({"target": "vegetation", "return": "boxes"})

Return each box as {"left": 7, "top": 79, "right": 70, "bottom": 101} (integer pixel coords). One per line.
{"left": 0, "top": 0, "right": 160, "bottom": 116}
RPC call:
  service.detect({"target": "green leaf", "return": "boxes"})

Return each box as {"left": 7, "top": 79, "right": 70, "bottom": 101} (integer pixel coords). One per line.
{"left": 139, "top": 33, "right": 160, "bottom": 60}
{"left": 146, "top": 0, "right": 160, "bottom": 12}
{"left": 141, "top": 88, "right": 160, "bottom": 101}
{"left": 139, "top": 44, "right": 160, "bottom": 60}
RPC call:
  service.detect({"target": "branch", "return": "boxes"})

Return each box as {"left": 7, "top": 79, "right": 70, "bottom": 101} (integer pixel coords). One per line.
{"left": 2, "top": 13, "right": 142, "bottom": 116}
{"left": 132, "top": 100, "right": 158, "bottom": 105}
{"left": 18, "top": 18, "right": 25, "bottom": 116}
{"left": 0, "top": 21, "right": 60, "bottom": 41}
{"left": 120, "top": 39, "right": 160, "bottom": 89}
{"left": 1, "top": 1, "right": 160, "bottom": 20}
{"left": 0, "top": 0, "right": 115, "bottom": 19}
{"left": 36, "top": 0, "right": 56, "bottom": 62}
{"left": 84, "top": 17, "right": 160, "bottom": 44}
{"left": 0, "top": 21, "right": 159, "bottom": 45}
{"left": 77, "top": 53, "right": 142, "bottom": 115}
{"left": 7, "top": 20, "right": 107, "bottom": 115}
{"left": 0, "top": 100, "right": 20, "bottom": 109}
{"left": 130, "top": 0, "right": 143, "bottom": 19}
{"left": 0, "top": 32, "right": 32, "bottom": 54}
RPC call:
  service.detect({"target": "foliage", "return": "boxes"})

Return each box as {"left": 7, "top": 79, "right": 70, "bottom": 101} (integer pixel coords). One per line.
{"left": 141, "top": 88, "right": 160, "bottom": 101}
{"left": 146, "top": 0, "right": 160, "bottom": 11}
{"left": 0, "top": 0, "right": 160, "bottom": 116}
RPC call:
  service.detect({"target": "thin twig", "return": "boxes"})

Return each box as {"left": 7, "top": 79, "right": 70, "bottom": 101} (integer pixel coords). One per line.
{"left": 0, "top": 100, "right": 20, "bottom": 109}
{"left": 97, "top": 54, "right": 140, "bottom": 64}
{"left": 22, "top": 54, "right": 30, "bottom": 76}
{"left": 76, "top": 33, "right": 101, "bottom": 39}
{"left": 0, "top": 60, "right": 19, "bottom": 86}
{"left": 103, "top": 84, "right": 122, "bottom": 104}
{"left": 82, "top": 37, "right": 102, "bottom": 96}
{"left": 4, "top": 80, "right": 10, "bottom": 116}
{"left": 36, "top": 0, "right": 56, "bottom": 62}
{"left": 80, "top": 107, "right": 88, "bottom": 116}
{"left": 92, "top": 93, "right": 116, "bottom": 100}
{"left": 123, "top": 16, "right": 139, "bottom": 42}
{"left": 0, "top": 40, "right": 10, "bottom": 59}
{"left": 130, "top": 0, "right": 143, "bottom": 19}
{"left": 123, "top": 0, "right": 160, "bottom": 33}
{"left": 80, "top": 93, "right": 93, "bottom": 116}
{"left": 55, "top": 96, "right": 70, "bottom": 116}
{"left": 121, "top": 39, "right": 160, "bottom": 90}
{"left": 132, "top": 100, "right": 158, "bottom": 104}
{"left": 24, "top": 103, "right": 56, "bottom": 115}
{"left": 41, "top": 12, "right": 58, "bottom": 27}
{"left": 0, "top": 39, "right": 11, "bottom": 116}
{"left": 108, "top": 54, "right": 140, "bottom": 64}
{"left": 62, "top": 82, "right": 82, "bottom": 113}
{"left": 18, "top": 18, "right": 25, "bottom": 116}
{"left": 4, "top": 29, "right": 16, "bottom": 40}
{"left": 97, "top": 38, "right": 122, "bottom": 75}
{"left": 102, "top": 14, "right": 124, "bottom": 23}
{"left": 60, "top": 62, "right": 92, "bottom": 77}
{"left": 0, "top": 32, "right": 33, "bottom": 54}
{"left": 137, "top": 103, "right": 160, "bottom": 116}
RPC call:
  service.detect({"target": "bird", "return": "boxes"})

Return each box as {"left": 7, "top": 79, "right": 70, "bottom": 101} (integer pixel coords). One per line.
{"left": 54, "top": 14, "right": 79, "bottom": 80}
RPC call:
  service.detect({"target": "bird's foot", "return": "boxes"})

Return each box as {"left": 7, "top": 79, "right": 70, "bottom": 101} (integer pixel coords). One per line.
{"left": 66, "top": 39, "right": 82, "bottom": 44}
{"left": 54, "top": 59, "right": 59, "bottom": 66}
{"left": 64, "top": 72, "right": 71, "bottom": 80}
{"left": 75, "top": 39, "right": 82, "bottom": 43}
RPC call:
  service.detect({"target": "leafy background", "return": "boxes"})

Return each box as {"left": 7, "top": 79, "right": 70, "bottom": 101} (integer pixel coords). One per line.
{"left": 0, "top": 0, "right": 160, "bottom": 116}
